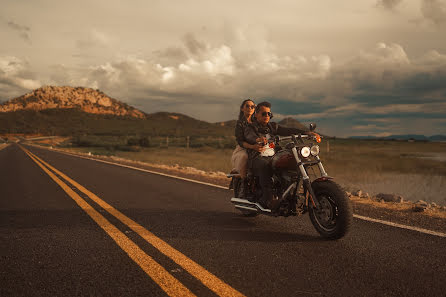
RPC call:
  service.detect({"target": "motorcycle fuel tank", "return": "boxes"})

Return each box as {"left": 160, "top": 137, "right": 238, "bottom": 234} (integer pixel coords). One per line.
{"left": 272, "top": 150, "right": 297, "bottom": 171}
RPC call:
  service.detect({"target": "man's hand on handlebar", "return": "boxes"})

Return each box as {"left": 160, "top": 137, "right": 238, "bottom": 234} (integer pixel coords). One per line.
{"left": 249, "top": 137, "right": 267, "bottom": 152}
{"left": 256, "top": 137, "right": 267, "bottom": 145}
{"left": 252, "top": 143, "right": 266, "bottom": 152}
{"left": 307, "top": 132, "right": 322, "bottom": 143}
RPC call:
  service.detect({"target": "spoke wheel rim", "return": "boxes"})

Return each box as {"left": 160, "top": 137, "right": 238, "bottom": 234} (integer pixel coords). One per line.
{"left": 314, "top": 194, "right": 338, "bottom": 232}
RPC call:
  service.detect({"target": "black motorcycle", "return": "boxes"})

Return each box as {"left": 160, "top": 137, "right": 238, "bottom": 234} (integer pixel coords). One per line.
{"left": 228, "top": 124, "right": 352, "bottom": 240}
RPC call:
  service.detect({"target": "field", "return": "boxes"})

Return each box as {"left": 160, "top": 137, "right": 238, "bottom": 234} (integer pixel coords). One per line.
{"left": 42, "top": 137, "right": 446, "bottom": 206}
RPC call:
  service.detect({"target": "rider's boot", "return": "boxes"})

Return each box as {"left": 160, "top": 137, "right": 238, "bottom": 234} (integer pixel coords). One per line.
{"left": 242, "top": 179, "right": 255, "bottom": 202}
{"left": 259, "top": 188, "right": 272, "bottom": 209}
{"left": 238, "top": 178, "right": 247, "bottom": 199}
{"left": 270, "top": 196, "right": 280, "bottom": 212}
{"left": 259, "top": 188, "right": 280, "bottom": 212}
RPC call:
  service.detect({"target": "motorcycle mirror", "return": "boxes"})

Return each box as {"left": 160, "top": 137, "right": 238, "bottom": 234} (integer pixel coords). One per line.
{"left": 309, "top": 123, "right": 317, "bottom": 131}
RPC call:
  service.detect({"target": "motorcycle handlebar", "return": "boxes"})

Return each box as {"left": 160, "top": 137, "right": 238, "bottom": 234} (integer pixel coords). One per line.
{"left": 276, "top": 134, "right": 309, "bottom": 141}
{"left": 276, "top": 134, "right": 322, "bottom": 143}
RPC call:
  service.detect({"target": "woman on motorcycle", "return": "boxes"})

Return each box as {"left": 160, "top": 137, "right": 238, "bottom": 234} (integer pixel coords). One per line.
{"left": 231, "top": 99, "right": 262, "bottom": 198}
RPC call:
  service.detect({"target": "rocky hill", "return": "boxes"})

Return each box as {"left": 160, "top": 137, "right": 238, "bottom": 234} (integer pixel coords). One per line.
{"left": 0, "top": 86, "right": 145, "bottom": 119}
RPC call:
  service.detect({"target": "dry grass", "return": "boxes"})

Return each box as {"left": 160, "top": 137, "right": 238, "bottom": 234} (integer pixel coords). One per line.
{"left": 71, "top": 146, "right": 234, "bottom": 174}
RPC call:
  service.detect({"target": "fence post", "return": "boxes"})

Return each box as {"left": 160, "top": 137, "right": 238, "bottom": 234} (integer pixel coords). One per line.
{"left": 166, "top": 136, "right": 169, "bottom": 149}
{"left": 186, "top": 136, "right": 190, "bottom": 149}
{"left": 327, "top": 140, "right": 330, "bottom": 153}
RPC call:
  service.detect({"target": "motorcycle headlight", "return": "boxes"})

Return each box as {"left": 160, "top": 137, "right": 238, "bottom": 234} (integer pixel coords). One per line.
{"left": 310, "top": 145, "right": 320, "bottom": 156}
{"left": 300, "top": 146, "right": 311, "bottom": 158}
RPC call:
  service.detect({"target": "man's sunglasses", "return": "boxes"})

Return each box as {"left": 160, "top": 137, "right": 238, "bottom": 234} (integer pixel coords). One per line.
{"left": 261, "top": 111, "right": 273, "bottom": 117}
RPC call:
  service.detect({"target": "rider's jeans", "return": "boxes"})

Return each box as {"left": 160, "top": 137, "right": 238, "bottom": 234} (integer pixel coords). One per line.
{"left": 252, "top": 156, "right": 273, "bottom": 205}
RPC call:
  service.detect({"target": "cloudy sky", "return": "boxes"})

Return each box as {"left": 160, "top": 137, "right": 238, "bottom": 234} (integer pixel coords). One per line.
{"left": 1, "top": 0, "right": 445, "bottom": 137}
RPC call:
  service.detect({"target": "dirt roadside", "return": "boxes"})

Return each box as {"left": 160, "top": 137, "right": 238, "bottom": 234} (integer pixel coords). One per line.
{"left": 26, "top": 144, "right": 446, "bottom": 234}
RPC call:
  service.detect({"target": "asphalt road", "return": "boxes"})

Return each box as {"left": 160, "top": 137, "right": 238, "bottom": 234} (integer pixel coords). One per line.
{"left": 1, "top": 143, "right": 445, "bottom": 297}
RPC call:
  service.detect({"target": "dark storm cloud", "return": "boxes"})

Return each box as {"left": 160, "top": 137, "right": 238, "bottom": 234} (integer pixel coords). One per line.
{"left": 421, "top": 0, "right": 446, "bottom": 25}
{"left": 153, "top": 47, "right": 188, "bottom": 65}
{"left": 268, "top": 99, "right": 327, "bottom": 115}
{"left": 347, "top": 67, "right": 446, "bottom": 108}
{"left": 376, "top": 0, "right": 403, "bottom": 10}
{"left": 183, "top": 33, "right": 207, "bottom": 55}
{"left": 7, "top": 21, "right": 31, "bottom": 44}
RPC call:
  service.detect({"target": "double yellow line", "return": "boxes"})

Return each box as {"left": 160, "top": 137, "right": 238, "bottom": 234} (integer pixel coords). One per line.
{"left": 20, "top": 146, "right": 245, "bottom": 297}
{"left": 0, "top": 143, "right": 10, "bottom": 151}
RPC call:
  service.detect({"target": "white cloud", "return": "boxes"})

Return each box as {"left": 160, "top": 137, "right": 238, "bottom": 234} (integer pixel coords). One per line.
{"left": 0, "top": 56, "right": 40, "bottom": 99}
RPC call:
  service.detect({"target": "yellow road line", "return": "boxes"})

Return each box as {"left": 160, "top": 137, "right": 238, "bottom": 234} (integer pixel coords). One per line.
{"left": 20, "top": 146, "right": 196, "bottom": 297}
{"left": 23, "top": 147, "right": 245, "bottom": 297}
{"left": 0, "top": 143, "right": 10, "bottom": 151}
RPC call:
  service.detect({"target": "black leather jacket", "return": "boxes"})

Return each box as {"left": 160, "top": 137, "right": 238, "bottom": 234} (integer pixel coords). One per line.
{"left": 244, "top": 121, "right": 307, "bottom": 160}
{"left": 234, "top": 117, "right": 250, "bottom": 147}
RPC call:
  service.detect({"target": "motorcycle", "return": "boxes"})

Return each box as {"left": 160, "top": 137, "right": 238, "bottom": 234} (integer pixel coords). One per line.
{"left": 228, "top": 124, "right": 352, "bottom": 240}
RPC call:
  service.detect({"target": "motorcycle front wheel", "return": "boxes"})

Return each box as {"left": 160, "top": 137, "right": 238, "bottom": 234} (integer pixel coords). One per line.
{"left": 309, "top": 180, "right": 352, "bottom": 240}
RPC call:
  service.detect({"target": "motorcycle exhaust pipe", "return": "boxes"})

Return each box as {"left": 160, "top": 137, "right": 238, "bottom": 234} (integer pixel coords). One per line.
{"left": 231, "top": 198, "right": 272, "bottom": 213}
{"left": 234, "top": 205, "right": 258, "bottom": 212}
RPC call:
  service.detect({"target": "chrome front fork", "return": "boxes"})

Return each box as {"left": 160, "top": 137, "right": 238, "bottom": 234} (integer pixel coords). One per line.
{"left": 291, "top": 147, "right": 310, "bottom": 181}
{"left": 316, "top": 156, "right": 328, "bottom": 177}
{"left": 291, "top": 147, "right": 321, "bottom": 209}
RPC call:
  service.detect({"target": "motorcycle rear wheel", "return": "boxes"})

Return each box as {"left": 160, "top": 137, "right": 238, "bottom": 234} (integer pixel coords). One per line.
{"left": 309, "top": 180, "right": 352, "bottom": 240}
{"left": 233, "top": 177, "right": 258, "bottom": 217}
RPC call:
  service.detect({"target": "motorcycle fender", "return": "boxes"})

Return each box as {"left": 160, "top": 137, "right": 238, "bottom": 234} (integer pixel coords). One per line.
{"left": 306, "top": 177, "right": 334, "bottom": 209}
{"left": 312, "top": 176, "right": 334, "bottom": 183}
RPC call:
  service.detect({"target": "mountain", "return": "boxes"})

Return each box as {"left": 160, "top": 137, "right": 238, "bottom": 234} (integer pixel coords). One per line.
{"left": 0, "top": 86, "right": 145, "bottom": 119}
{"left": 216, "top": 120, "right": 237, "bottom": 129}
{"left": 429, "top": 135, "right": 446, "bottom": 142}
{"left": 0, "top": 86, "right": 234, "bottom": 136}
{"left": 0, "top": 108, "right": 236, "bottom": 137}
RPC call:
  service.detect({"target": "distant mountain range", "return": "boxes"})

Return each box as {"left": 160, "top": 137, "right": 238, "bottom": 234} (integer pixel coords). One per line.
{"left": 350, "top": 135, "right": 446, "bottom": 141}
{"left": 0, "top": 86, "right": 310, "bottom": 137}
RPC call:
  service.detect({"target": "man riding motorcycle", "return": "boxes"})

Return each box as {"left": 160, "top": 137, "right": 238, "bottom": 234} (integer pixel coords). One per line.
{"left": 244, "top": 101, "right": 319, "bottom": 210}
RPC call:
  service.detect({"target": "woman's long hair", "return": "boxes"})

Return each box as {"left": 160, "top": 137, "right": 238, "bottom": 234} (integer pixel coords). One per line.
{"left": 238, "top": 99, "right": 255, "bottom": 121}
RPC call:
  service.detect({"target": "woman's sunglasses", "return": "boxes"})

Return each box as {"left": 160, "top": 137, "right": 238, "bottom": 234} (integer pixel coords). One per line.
{"left": 245, "top": 104, "right": 256, "bottom": 109}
